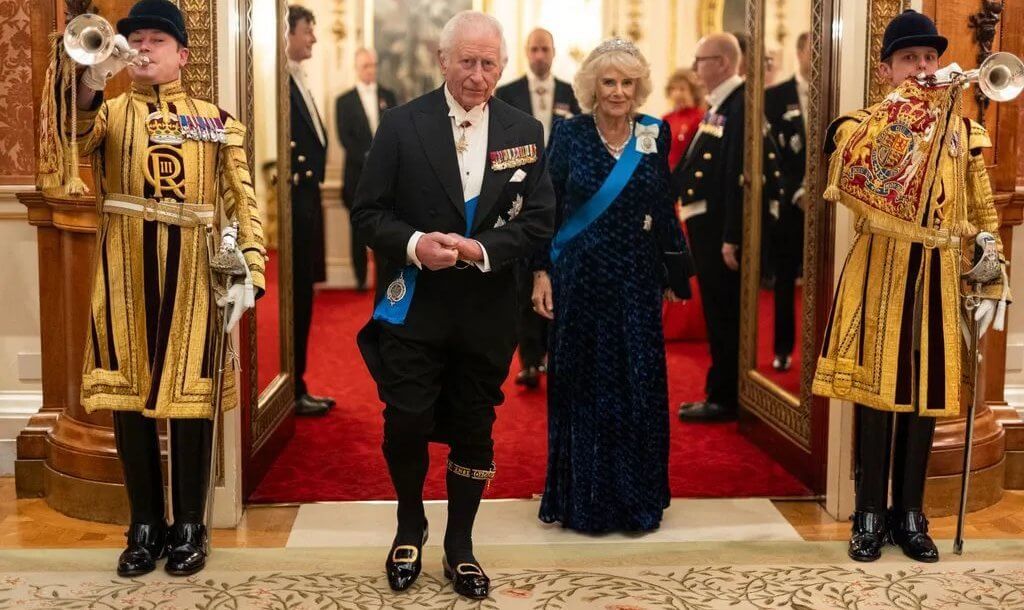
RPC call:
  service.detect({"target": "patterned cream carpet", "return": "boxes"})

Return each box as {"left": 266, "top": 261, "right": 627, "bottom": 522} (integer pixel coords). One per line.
{"left": 1, "top": 541, "right": 1023, "bottom": 609}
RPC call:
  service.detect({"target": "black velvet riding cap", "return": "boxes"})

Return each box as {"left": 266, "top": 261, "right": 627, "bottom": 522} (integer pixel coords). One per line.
{"left": 881, "top": 9, "right": 947, "bottom": 61}
{"left": 116, "top": 0, "right": 189, "bottom": 48}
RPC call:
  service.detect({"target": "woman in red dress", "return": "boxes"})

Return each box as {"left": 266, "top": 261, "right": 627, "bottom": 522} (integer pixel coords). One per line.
{"left": 662, "top": 69, "right": 705, "bottom": 171}
{"left": 661, "top": 69, "right": 706, "bottom": 340}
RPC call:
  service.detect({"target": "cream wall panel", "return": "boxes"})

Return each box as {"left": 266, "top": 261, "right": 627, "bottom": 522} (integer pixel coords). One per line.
{"left": 0, "top": 188, "right": 41, "bottom": 394}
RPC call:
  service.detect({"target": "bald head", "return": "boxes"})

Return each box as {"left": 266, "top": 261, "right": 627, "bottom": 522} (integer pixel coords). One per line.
{"left": 693, "top": 33, "right": 741, "bottom": 92}
{"left": 355, "top": 47, "right": 377, "bottom": 85}
{"left": 525, "top": 27, "right": 555, "bottom": 79}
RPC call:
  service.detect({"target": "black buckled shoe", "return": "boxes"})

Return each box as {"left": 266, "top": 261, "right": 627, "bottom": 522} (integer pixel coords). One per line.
{"left": 514, "top": 367, "right": 541, "bottom": 389}
{"left": 891, "top": 509, "right": 939, "bottom": 563}
{"left": 385, "top": 522, "right": 428, "bottom": 591}
{"left": 443, "top": 556, "right": 490, "bottom": 600}
{"left": 678, "top": 401, "right": 738, "bottom": 422}
{"left": 295, "top": 394, "right": 331, "bottom": 416}
{"left": 165, "top": 522, "right": 208, "bottom": 576}
{"left": 117, "top": 522, "right": 167, "bottom": 577}
{"left": 848, "top": 510, "right": 888, "bottom": 562}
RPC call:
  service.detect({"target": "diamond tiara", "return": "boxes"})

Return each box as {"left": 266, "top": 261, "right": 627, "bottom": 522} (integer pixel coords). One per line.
{"left": 590, "top": 38, "right": 641, "bottom": 59}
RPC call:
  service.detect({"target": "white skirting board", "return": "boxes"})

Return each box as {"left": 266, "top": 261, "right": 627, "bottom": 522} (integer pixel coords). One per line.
{"left": 0, "top": 391, "right": 42, "bottom": 476}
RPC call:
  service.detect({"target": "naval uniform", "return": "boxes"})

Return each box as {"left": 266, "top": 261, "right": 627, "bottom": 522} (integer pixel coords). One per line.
{"left": 288, "top": 60, "right": 328, "bottom": 400}
{"left": 764, "top": 74, "right": 807, "bottom": 360}
{"left": 673, "top": 76, "right": 782, "bottom": 410}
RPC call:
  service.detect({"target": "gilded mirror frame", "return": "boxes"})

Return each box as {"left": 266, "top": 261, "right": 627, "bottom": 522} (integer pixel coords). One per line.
{"left": 736, "top": 0, "right": 832, "bottom": 487}
{"left": 239, "top": 0, "right": 295, "bottom": 491}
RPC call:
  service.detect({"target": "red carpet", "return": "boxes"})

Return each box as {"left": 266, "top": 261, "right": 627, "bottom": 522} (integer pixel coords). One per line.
{"left": 249, "top": 286, "right": 810, "bottom": 503}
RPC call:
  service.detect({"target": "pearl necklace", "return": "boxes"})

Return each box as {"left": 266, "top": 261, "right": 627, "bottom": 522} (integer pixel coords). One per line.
{"left": 596, "top": 117, "right": 634, "bottom": 155}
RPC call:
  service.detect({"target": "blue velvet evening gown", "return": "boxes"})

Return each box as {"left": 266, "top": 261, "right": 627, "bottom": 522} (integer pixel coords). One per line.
{"left": 538, "top": 114, "right": 687, "bottom": 533}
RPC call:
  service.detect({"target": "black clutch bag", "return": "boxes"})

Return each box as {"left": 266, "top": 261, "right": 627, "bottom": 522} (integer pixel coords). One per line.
{"left": 662, "top": 251, "right": 694, "bottom": 299}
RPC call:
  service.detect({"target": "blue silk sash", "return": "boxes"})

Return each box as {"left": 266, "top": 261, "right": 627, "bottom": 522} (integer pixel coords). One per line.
{"left": 550, "top": 114, "right": 660, "bottom": 262}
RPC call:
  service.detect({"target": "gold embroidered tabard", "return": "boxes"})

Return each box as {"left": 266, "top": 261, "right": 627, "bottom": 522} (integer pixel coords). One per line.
{"left": 813, "top": 80, "right": 1009, "bottom": 417}
{"left": 73, "top": 79, "right": 266, "bottom": 419}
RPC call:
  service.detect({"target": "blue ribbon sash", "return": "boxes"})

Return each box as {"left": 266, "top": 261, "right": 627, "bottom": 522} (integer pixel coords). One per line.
{"left": 550, "top": 115, "right": 660, "bottom": 262}
{"left": 372, "top": 196, "right": 479, "bottom": 325}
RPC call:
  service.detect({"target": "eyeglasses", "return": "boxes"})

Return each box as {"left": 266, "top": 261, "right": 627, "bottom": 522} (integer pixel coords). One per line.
{"left": 692, "top": 55, "right": 723, "bottom": 68}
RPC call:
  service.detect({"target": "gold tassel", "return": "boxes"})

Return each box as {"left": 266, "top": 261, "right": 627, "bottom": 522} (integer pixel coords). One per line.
{"left": 64, "top": 53, "right": 89, "bottom": 197}
{"left": 36, "top": 34, "right": 65, "bottom": 192}
{"left": 823, "top": 150, "right": 844, "bottom": 202}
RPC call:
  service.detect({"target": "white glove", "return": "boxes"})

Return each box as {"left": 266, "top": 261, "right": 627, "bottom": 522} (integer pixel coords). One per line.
{"left": 80, "top": 35, "right": 133, "bottom": 91}
{"left": 217, "top": 281, "right": 255, "bottom": 333}
{"left": 217, "top": 248, "right": 256, "bottom": 333}
{"left": 220, "top": 225, "right": 239, "bottom": 252}
{"left": 974, "top": 298, "right": 1006, "bottom": 338}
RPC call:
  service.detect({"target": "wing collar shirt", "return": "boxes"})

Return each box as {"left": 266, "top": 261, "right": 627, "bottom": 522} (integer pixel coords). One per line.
{"left": 356, "top": 80, "right": 380, "bottom": 134}
{"left": 287, "top": 59, "right": 326, "bottom": 147}
{"left": 527, "top": 72, "right": 555, "bottom": 143}
{"left": 406, "top": 84, "right": 492, "bottom": 272}
{"left": 706, "top": 74, "right": 744, "bottom": 114}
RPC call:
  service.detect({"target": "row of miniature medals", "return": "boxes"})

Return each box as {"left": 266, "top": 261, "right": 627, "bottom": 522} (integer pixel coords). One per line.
{"left": 147, "top": 110, "right": 227, "bottom": 145}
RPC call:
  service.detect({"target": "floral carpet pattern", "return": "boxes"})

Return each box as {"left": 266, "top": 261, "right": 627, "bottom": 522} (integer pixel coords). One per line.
{"left": 1, "top": 544, "right": 1023, "bottom": 609}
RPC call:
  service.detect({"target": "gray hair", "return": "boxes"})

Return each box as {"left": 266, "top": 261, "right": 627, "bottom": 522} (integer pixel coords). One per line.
{"left": 439, "top": 10, "right": 508, "bottom": 66}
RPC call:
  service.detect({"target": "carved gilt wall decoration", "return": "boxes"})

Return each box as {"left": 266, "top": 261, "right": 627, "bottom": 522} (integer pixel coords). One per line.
{"left": 969, "top": 0, "right": 1004, "bottom": 123}
{"left": 178, "top": 0, "right": 217, "bottom": 102}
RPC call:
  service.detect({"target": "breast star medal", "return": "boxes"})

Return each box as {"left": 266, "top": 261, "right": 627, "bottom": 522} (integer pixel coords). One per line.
{"left": 386, "top": 271, "right": 407, "bottom": 305}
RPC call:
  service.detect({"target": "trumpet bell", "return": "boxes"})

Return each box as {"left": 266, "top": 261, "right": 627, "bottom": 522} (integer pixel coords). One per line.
{"left": 978, "top": 52, "right": 1024, "bottom": 102}
{"left": 63, "top": 13, "right": 116, "bottom": 66}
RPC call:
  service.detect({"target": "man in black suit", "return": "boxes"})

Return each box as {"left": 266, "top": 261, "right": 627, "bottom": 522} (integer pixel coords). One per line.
{"left": 764, "top": 32, "right": 810, "bottom": 372}
{"left": 494, "top": 27, "right": 580, "bottom": 389}
{"left": 286, "top": 5, "right": 333, "bottom": 416}
{"left": 352, "top": 11, "right": 554, "bottom": 599}
{"left": 674, "top": 33, "right": 747, "bottom": 422}
{"left": 336, "top": 48, "right": 398, "bottom": 291}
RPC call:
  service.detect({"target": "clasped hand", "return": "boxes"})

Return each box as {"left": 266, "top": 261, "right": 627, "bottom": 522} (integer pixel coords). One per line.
{"left": 415, "top": 232, "right": 482, "bottom": 270}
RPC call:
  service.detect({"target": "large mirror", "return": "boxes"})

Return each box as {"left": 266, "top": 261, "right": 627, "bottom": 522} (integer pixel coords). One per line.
{"left": 737, "top": 0, "right": 834, "bottom": 489}
{"left": 253, "top": 0, "right": 284, "bottom": 396}
{"left": 242, "top": 0, "right": 296, "bottom": 494}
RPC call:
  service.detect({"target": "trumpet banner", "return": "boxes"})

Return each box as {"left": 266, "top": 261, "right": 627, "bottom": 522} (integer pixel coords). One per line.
{"left": 824, "top": 79, "right": 956, "bottom": 229}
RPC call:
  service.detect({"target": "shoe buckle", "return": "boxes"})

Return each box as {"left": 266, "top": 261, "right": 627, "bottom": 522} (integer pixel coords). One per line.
{"left": 456, "top": 563, "right": 484, "bottom": 577}
{"left": 391, "top": 545, "right": 419, "bottom": 564}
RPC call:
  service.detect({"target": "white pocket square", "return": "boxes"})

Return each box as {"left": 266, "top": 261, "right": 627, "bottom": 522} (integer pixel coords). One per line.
{"left": 510, "top": 168, "right": 527, "bottom": 183}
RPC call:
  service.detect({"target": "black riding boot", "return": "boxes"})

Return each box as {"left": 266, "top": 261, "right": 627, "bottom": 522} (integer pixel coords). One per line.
{"left": 165, "top": 418, "right": 212, "bottom": 576}
{"left": 112, "top": 411, "right": 168, "bottom": 576}
{"left": 849, "top": 405, "right": 893, "bottom": 561}
{"left": 890, "top": 412, "right": 939, "bottom": 562}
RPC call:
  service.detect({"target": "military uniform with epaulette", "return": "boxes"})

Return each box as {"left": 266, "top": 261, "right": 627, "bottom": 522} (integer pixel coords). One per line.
{"left": 764, "top": 75, "right": 807, "bottom": 369}
{"left": 673, "top": 78, "right": 784, "bottom": 419}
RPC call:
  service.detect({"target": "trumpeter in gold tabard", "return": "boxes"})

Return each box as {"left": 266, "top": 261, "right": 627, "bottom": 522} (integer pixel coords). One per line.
{"left": 812, "top": 77, "right": 1009, "bottom": 417}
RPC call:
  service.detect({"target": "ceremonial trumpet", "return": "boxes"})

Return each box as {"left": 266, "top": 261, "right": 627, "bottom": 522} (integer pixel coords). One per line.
{"left": 923, "top": 52, "right": 1024, "bottom": 102}
{"left": 63, "top": 13, "right": 149, "bottom": 67}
